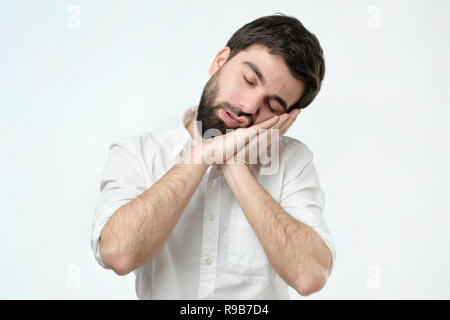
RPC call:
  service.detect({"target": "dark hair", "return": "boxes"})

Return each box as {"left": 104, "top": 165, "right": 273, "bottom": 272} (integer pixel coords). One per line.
{"left": 225, "top": 13, "right": 325, "bottom": 110}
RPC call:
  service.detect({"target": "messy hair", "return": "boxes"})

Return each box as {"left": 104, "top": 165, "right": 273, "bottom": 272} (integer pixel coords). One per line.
{"left": 225, "top": 13, "right": 325, "bottom": 110}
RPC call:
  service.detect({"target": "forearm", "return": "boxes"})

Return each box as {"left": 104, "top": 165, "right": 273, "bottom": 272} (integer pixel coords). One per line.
{"left": 223, "top": 165, "right": 330, "bottom": 295}
{"left": 100, "top": 150, "right": 209, "bottom": 275}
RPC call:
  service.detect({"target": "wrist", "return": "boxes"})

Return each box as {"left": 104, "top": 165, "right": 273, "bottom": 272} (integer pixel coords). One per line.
{"left": 178, "top": 145, "right": 211, "bottom": 168}
{"left": 222, "top": 162, "right": 250, "bottom": 177}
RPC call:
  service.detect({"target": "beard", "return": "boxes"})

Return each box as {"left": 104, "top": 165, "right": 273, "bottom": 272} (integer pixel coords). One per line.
{"left": 196, "top": 67, "right": 254, "bottom": 137}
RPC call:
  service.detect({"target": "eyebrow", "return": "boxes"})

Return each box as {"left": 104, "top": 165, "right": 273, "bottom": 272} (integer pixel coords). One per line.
{"left": 242, "top": 61, "right": 288, "bottom": 110}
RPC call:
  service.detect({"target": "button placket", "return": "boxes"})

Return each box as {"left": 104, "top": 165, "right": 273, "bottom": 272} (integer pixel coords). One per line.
{"left": 197, "top": 169, "right": 222, "bottom": 299}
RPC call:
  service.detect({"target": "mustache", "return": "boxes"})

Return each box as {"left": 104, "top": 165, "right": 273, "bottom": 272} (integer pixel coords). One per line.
{"left": 219, "top": 102, "right": 253, "bottom": 124}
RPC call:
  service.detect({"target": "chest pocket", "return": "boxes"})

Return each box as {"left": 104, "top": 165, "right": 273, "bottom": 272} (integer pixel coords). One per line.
{"left": 228, "top": 206, "right": 270, "bottom": 269}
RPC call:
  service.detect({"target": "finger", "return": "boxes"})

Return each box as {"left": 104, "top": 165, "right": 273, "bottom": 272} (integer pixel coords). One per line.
{"left": 279, "top": 112, "right": 297, "bottom": 131}
{"left": 280, "top": 108, "right": 300, "bottom": 126}
{"left": 225, "top": 125, "right": 257, "bottom": 144}
{"left": 262, "top": 114, "right": 288, "bottom": 142}
{"left": 269, "top": 112, "right": 295, "bottom": 138}
{"left": 279, "top": 112, "right": 299, "bottom": 136}
{"left": 239, "top": 115, "right": 279, "bottom": 146}
{"left": 288, "top": 108, "right": 301, "bottom": 118}
{"left": 271, "top": 113, "right": 290, "bottom": 130}
{"left": 279, "top": 120, "right": 294, "bottom": 136}
{"left": 243, "top": 133, "right": 259, "bottom": 164}
{"left": 251, "top": 115, "right": 279, "bottom": 131}
{"left": 256, "top": 128, "right": 273, "bottom": 154}
{"left": 228, "top": 132, "right": 259, "bottom": 165}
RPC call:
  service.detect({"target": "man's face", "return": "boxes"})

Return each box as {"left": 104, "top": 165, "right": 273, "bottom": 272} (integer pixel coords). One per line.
{"left": 196, "top": 45, "right": 305, "bottom": 136}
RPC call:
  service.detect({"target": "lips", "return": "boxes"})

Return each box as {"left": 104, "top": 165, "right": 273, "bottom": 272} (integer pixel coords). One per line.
{"left": 226, "top": 110, "right": 240, "bottom": 122}
{"left": 220, "top": 108, "right": 241, "bottom": 126}
{"left": 228, "top": 110, "right": 249, "bottom": 126}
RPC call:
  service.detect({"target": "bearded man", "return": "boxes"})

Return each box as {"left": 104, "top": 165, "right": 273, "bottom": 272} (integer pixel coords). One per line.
{"left": 91, "top": 13, "right": 336, "bottom": 300}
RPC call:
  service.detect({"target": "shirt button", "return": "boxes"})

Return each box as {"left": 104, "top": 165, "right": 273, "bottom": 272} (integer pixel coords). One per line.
{"left": 208, "top": 215, "right": 215, "bottom": 222}
{"left": 205, "top": 258, "right": 212, "bottom": 265}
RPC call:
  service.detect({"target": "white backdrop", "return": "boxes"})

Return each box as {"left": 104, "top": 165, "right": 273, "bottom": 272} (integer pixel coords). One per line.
{"left": 1, "top": 0, "right": 449, "bottom": 299}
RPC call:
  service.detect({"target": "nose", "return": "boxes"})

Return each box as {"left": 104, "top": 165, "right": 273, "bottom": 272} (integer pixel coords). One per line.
{"left": 238, "top": 93, "right": 261, "bottom": 116}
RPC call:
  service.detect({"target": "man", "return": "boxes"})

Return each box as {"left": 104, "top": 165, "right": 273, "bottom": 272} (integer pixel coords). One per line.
{"left": 91, "top": 13, "right": 336, "bottom": 299}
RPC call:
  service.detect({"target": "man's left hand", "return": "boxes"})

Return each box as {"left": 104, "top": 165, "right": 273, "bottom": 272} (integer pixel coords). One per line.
{"left": 224, "top": 108, "right": 301, "bottom": 167}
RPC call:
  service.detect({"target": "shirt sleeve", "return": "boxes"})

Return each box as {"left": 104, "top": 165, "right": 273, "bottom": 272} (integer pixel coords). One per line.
{"left": 279, "top": 143, "right": 337, "bottom": 276}
{"left": 90, "top": 138, "right": 148, "bottom": 269}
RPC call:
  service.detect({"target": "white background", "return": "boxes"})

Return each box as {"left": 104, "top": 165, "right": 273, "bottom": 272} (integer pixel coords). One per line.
{"left": 1, "top": 0, "right": 449, "bottom": 299}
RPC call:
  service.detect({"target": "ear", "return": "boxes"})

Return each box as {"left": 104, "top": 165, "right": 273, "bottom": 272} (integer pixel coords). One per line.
{"left": 208, "top": 47, "right": 231, "bottom": 76}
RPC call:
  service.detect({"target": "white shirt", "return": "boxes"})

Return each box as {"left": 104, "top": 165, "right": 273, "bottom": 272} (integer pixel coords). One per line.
{"left": 91, "top": 107, "right": 336, "bottom": 300}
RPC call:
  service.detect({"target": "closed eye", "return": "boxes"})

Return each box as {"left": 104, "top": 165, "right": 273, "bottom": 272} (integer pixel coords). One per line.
{"left": 243, "top": 76, "right": 254, "bottom": 86}
{"left": 244, "top": 76, "right": 277, "bottom": 112}
{"left": 265, "top": 98, "right": 275, "bottom": 112}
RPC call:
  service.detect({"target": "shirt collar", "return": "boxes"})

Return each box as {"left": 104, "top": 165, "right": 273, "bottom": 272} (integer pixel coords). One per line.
{"left": 172, "top": 106, "right": 198, "bottom": 160}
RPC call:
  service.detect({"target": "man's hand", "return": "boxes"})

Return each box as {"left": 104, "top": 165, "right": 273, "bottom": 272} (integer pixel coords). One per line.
{"left": 181, "top": 108, "right": 300, "bottom": 166}
{"left": 182, "top": 114, "right": 279, "bottom": 165}
{"left": 226, "top": 108, "right": 301, "bottom": 166}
